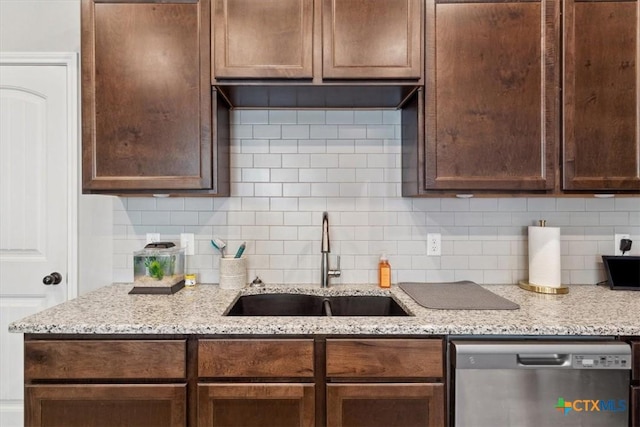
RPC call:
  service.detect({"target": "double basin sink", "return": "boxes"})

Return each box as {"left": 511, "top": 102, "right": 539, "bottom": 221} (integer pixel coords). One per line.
{"left": 225, "top": 292, "right": 411, "bottom": 317}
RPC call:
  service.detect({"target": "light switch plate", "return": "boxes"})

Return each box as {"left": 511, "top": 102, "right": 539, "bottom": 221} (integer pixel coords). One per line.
{"left": 181, "top": 233, "right": 195, "bottom": 255}
{"left": 146, "top": 233, "right": 160, "bottom": 244}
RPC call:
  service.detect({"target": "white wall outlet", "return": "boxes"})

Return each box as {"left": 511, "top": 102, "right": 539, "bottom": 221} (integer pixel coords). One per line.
{"left": 614, "top": 233, "right": 631, "bottom": 256}
{"left": 181, "top": 233, "right": 195, "bottom": 255}
{"left": 146, "top": 233, "right": 160, "bottom": 244}
{"left": 427, "top": 233, "right": 442, "bottom": 256}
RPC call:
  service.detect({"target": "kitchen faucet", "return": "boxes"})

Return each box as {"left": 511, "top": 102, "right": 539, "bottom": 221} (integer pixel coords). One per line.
{"left": 321, "top": 212, "right": 341, "bottom": 288}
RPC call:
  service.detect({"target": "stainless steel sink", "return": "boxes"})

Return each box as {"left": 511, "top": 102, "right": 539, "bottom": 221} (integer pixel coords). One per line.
{"left": 225, "top": 293, "right": 410, "bottom": 316}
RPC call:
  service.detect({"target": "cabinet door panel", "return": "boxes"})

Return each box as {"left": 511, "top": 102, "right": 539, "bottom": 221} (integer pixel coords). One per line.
{"left": 25, "top": 339, "right": 186, "bottom": 380}
{"left": 198, "top": 383, "right": 315, "bottom": 427}
{"left": 424, "top": 0, "right": 558, "bottom": 191}
{"left": 199, "top": 339, "right": 314, "bottom": 378}
{"left": 563, "top": 0, "right": 639, "bottom": 191}
{"left": 327, "top": 383, "right": 444, "bottom": 427}
{"left": 326, "top": 338, "right": 443, "bottom": 378}
{"left": 82, "top": 0, "right": 212, "bottom": 191}
{"left": 323, "top": 0, "right": 422, "bottom": 79}
{"left": 213, "top": 0, "right": 313, "bottom": 79}
{"left": 26, "top": 384, "right": 186, "bottom": 427}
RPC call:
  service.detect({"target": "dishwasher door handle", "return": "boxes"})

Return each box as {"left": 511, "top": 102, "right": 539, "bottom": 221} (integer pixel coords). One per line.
{"left": 517, "top": 353, "right": 570, "bottom": 366}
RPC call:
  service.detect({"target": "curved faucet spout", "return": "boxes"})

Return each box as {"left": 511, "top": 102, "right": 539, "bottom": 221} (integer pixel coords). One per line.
{"left": 321, "top": 211, "right": 330, "bottom": 253}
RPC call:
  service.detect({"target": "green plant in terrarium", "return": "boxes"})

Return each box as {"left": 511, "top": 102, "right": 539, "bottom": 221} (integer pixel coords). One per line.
{"left": 144, "top": 257, "right": 167, "bottom": 280}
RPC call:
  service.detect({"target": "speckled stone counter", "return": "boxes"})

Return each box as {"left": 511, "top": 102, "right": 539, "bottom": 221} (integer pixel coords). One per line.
{"left": 8, "top": 283, "right": 640, "bottom": 336}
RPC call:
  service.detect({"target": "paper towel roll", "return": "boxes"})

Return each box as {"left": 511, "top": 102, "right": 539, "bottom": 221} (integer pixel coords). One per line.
{"left": 528, "top": 225, "right": 561, "bottom": 287}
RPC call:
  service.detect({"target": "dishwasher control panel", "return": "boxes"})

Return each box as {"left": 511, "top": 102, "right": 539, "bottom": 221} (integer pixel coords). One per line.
{"left": 573, "top": 354, "right": 631, "bottom": 369}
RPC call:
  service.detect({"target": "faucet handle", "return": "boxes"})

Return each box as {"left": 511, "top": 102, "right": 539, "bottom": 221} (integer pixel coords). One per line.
{"left": 329, "top": 255, "right": 341, "bottom": 279}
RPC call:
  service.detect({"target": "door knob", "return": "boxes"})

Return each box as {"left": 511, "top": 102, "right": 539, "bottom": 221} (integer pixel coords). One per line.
{"left": 43, "top": 272, "right": 62, "bottom": 285}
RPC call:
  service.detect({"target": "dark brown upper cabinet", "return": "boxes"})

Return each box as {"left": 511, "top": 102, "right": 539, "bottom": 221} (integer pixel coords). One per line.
{"left": 212, "top": 0, "right": 423, "bottom": 86}
{"left": 82, "top": 0, "right": 230, "bottom": 195}
{"left": 322, "top": 0, "right": 423, "bottom": 80}
{"left": 212, "top": 0, "right": 313, "bottom": 79}
{"left": 404, "top": 0, "right": 559, "bottom": 195}
{"left": 563, "top": 0, "right": 640, "bottom": 192}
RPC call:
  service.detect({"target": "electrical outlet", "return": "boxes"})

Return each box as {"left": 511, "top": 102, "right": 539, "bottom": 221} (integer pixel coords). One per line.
{"left": 180, "top": 233, "right": 195, "bottom": 256}
{"left": 614, "top": 233, "right": 631, "bottom": 256}
{"left": 146, "top": 233, "right": 160, "bottom": 244}
{"left": 427, "top": 233, "right": 441, "bottom": 256}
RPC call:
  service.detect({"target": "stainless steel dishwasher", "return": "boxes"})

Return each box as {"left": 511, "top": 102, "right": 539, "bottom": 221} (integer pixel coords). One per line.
{"left": 451, "top": 340, "right": 631, "bottom": 427}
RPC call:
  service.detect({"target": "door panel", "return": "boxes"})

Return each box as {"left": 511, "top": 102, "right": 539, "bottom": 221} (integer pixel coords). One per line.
{"left": 563, "top": 0, "right": 639, "bottom": 191}
{"left": 213, "top": 0, "right": 313, "bottom": 79}
{"left": 0, "top": 59, "right": 71, "bottom": 427}
{"left": 323, "top": 0, "right": 422, "bottom": 79}
{"left": 424, "top": 0, "right": 558, "bottom": 191}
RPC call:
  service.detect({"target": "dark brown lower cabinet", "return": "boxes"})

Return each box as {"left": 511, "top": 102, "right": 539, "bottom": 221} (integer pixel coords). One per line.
{"left": 26, "top": 384, "right": 186, "bottom": 427}
{"left": 327, "top": 383, "right": 445, "bottom": 427}
{"left": 197, "top": 383, "right": 315, "bottom": 427}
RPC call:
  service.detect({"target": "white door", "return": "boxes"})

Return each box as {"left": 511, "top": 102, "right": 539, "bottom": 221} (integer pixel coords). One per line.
{"left": 0, "top": 53, "right": 78, "bottom": 427}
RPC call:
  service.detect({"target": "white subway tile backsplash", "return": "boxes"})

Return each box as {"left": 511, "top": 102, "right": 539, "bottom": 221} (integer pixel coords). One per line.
{"left": 615, "top": 198, "right": 640, "bottom": 211}
{"left": 299, "top": 168, "right": 327, "bottom": 183}
{"left": 253, "top": 154, "right": 282, "bottom": 168}
{"left": 326, "top": 139, "right": 356, "bottom": 153}
{"left": 338, "top": 125, "right": 367, "bottom": 139}
{"left": 310, "top": 125, "right": 338, "bottom": 139}
{"left": 170, "top": 211, "right": 198, "bottom": 226}
{"left": 271, "top": 169, "right": 298, "bottom": 183}
{"left": 112, "top": 109, "right": 639, "bottom": 286}
{"left": 185, "top": 198, "right": 214, "bottom": 211}
{"left": 284, "top": 183, "right": 312, "bottom": 197}
{"left": 242, "top": 168, "right": 270, "bottom": 182}
{"left": 241, "top": 139, "right": 270, "bottom": 154}
{"left": 268, "top": 110, "right": 297, "bottom": 124}
{"left": 355, "top": 110, "right": 383, "bottom": 125}
{"left": 254, "top": 184, "right": 283, "bottom": 198}
{"left": 326, "top": 110, "right": 354, "bottom": 124}
{"left": 282, "top": 125, "right": 310, "bottom": 139}
{"left": 241, "top": 197, "right": 270, "bottom": 211}
{"left": 297, "top": 110, "right": 326, "bottom": 124}
{"left": 271, "top": 198, "right": 299, "bottom": 211}
{"left": 127, "top": 198, "right": 156, "bottom": 211}
{"left": 310, "top": 154, "right": 339, "bottom": 168}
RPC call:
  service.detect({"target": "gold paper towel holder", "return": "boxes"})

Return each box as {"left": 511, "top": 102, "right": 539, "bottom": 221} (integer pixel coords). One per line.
{"left": 518, "top": 280, "right": 569, "bottom": 294}
{"left": 519, "top": 219, "right": 569, "bottom": 294}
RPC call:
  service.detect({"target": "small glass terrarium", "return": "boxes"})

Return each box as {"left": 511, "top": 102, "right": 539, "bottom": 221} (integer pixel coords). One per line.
{"left": 131, "top": 242, "right": 185, "bottom": 294}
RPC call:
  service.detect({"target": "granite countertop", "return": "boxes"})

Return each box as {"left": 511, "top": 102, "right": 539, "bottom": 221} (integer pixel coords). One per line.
{"left": 8, "top": 283, "right": 640, "bottom": 336}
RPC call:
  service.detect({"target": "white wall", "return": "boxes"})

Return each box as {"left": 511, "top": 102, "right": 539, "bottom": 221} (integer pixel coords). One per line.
{"left": 112, "top": 109, "right": 640, "bottom": 286}
{"left": 1, "top": 0, "right": 114, "bottom": 295}
{"left": 0, "top": 0, "right": 80, "bottom": 52}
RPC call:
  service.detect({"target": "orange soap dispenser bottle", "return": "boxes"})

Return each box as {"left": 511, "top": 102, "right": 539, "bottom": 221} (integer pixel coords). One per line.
{"left": 378, "top": 254, "right": 391, "bottom": 288}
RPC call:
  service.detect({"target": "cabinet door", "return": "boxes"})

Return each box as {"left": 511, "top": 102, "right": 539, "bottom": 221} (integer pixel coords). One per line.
{"left": 423, "top": 0, "right": 559, "bottom": 192}
{"left": 563, "top": 0, "right": 640, "bottom": 191}
{"left": 198, "top": 383, "right": 315, "bottom": 427}
{"left": 26, "top": 384, "right": 186, "bottom": 427}
{"left": 327, "top": 383, "right": 445, "bottom": 427}
{"left": 323, "top": 0, "right": 422, "bottom": 79}
{"left": 213, "top": 0, "right": 313, "bottom": 79}
{"left": 82, "top": 0, "right": 214, "bottom": 191}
